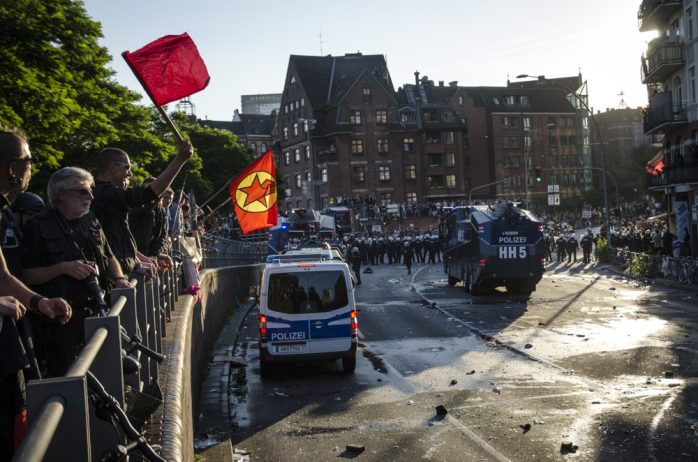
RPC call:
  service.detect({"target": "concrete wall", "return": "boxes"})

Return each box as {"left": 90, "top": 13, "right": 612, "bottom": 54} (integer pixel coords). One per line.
{"left": 157, "top": 264, "right": 263, "bottom": 461}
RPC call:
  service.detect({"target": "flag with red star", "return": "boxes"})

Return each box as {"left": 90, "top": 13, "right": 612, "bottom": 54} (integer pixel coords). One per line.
{"left": 229, "top": 149, "right": 278, "bottom": 234}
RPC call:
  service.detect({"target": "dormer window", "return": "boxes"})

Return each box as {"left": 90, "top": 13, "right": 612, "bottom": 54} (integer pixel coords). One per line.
{"left": 290, "top": 75, "right": 296, "bottom": 84}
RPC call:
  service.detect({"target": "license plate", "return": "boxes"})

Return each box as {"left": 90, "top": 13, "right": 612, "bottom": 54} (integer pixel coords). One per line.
{"left": 276, "top": 344, "right": 306, "bottom": 353}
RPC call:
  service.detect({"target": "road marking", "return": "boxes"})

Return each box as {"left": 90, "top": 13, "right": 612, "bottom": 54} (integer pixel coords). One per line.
{"left": 444, "top": 414, "right": 513, "bottom": 462}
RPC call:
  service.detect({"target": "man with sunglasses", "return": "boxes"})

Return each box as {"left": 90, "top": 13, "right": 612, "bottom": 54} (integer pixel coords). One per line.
{"left": 92, "top": 139, "right": 193, "bottom": 277}
{"left": 0, "top": 127, "right": 72, "bottom": 459}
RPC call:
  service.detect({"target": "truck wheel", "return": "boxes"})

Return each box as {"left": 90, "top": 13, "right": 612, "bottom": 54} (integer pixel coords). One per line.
{"left": 342, "top": 356, "right": 356, "bottom": 374}
{"left": 448, "top": 275, "right": 459, "bottom": 286}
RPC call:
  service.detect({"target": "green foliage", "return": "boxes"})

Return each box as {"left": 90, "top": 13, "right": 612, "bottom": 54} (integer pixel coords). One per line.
{"left": 594, "top": 237, "right": 610, "bottom": 263}
{"left": 0, "top": 0, "right": 195, "bottom": 194}
{"left": 628, "top": 253, "right": 659, "bottom": 278}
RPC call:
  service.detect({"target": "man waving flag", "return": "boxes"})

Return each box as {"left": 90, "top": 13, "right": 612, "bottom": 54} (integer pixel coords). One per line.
{"left": 229, "top": 150, "right": 278, "bottom": 234}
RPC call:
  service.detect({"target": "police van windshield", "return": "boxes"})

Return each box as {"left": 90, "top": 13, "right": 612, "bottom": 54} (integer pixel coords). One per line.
{"left": 268, "top": 271, "right": 349, "bottom": 314}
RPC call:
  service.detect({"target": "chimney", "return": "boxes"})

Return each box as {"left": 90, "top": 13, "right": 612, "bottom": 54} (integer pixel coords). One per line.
{"left": 439, "top": 81, "right": 444, "bottom": 87}
{"left": 414, "top": 71, "right": 420, "bottom": 86}
{"left": 449, "top": 81, "right": 458, "bottom": 87}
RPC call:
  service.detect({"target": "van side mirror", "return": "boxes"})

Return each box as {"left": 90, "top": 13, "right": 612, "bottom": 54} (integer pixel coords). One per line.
{"left": 249, "top": 285, "right": 259, "bottom": 300}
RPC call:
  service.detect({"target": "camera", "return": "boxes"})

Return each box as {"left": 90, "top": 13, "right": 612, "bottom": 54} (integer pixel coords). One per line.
{"left": 83, "top": 261, "right": 108, "bottom": 317}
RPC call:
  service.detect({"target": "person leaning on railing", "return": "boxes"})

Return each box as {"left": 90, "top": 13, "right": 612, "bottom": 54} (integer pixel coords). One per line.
{"left": 0, "top": 128, "right": 71, "bottom": 460}
{"left": 21, "top": 167, "right": 131, "bottom": 379}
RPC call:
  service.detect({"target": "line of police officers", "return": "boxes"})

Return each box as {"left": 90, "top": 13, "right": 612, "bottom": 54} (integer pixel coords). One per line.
{"left": 0, "top": 127, "right": 192, "bottom": 460}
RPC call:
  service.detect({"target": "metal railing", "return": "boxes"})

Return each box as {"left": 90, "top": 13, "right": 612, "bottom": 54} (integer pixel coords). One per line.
{"left": 13, "top": 264, "right": 179, "bottom": 461}
{"left": 202, "top": 233, "right": 269, "bottom": 268}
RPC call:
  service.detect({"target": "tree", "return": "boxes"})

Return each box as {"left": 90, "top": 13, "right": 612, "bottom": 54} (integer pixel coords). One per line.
{"left": 0, "top": 0, "right": 181, "bottom": 193}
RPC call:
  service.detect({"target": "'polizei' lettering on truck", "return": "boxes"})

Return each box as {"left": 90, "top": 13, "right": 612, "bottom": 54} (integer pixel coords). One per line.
{"left": 270, "top": 331, "right": 307, "bottom": 341}
{"left": 498, "top": 236, "right": 527, "bottom": 244}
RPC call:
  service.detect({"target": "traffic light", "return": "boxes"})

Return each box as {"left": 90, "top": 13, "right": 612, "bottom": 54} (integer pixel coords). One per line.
{"left": 535, "top": 168, "right": 542, "bottom": 183}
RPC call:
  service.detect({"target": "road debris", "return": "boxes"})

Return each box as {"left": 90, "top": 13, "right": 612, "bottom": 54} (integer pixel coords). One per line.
{"left": 466, "top": 370, "right": 476, "bottom": 375}
{"left": 346, "top": 444, "right": 365, "bottom": 454}
{"left": 450, "top": 379, "right": 458, "bottom": 385}
{"left": 524, "top": 343, "right": 533, "bottom": 349}
{"left": 560, "top": 441, "right": 578, "bottom": 453}
{"left": 519, "top": 423, "right": 531, "bottom": 433}
{"left": 435, "top": 405, "right": 448, "bottom": 416}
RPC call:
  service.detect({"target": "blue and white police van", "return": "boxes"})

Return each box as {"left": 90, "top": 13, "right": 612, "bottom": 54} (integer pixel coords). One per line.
{"left": 255, "top": 258, "right": 358, "bottom": 376}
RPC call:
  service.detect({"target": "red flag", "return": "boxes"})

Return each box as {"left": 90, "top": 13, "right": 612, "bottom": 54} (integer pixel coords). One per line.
{"left": 229, "top": 150, "right": 278, "bottom": 234}
{"left": 653, "top": 159, "right": 664, "bottom": 176}
{"left": 122, "top": 33, "right": 210, "bottom": 106}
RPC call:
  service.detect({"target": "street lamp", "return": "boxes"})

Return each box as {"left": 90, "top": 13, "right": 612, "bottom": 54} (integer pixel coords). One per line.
{"left": 516, "top": 74, "right": 611, "bottom": 238}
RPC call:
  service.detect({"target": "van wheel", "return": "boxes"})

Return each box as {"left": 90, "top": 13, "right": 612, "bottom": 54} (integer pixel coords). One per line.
{"left": 342, "top": 356, "right": 356, "bottom": 374}
{"left": 260, "top": 360, "right": 273, "bottom": 378}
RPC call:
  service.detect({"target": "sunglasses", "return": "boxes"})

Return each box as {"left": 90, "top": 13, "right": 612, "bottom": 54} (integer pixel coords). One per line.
{"left": 12, "top": 156, "right": 39, "bottom": 165}
{"left": 67, "top": 188, "right": 93, "bottom": 197}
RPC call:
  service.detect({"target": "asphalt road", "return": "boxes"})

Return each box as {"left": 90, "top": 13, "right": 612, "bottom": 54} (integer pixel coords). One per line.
{"left": 223, "top": 259, "right": 698, "bottom": 461}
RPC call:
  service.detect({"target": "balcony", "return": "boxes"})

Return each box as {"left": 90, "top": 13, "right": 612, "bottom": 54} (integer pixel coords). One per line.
{"left": 643, "top": 91, "right": 686, "bottom": 135}
{"left": 664, "top": 164, "right": 698, "bottom": 185}
{"left": 638, "top": 0, "right": 682, "bottom": 32}
{"left": 642, "top": 40, "right": 684, "bottom": 83}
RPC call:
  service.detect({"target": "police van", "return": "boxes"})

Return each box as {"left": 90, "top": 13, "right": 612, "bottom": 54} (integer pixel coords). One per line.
{"left": 255, "top": 258, "right": 358, "bottom": 376}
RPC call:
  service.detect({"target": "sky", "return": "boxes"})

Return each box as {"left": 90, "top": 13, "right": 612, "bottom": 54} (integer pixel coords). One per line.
{"left": 83, "top": 0, "right": 655, "bottom": 121}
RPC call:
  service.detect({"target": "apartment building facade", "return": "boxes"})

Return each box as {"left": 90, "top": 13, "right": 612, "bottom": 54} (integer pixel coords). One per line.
{"left": 639, "top": 0, "right": 697, "bottom": 254}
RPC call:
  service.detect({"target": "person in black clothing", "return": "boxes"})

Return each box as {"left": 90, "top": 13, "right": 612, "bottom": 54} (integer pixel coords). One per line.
{"left": 350, "top": 247, "right": 361, "bottom": 285}
{"left": 128, "top": 177, "right": 172, "bottom": 272}
{"left": 91, "top": 140, "right": 192, "bottom": 276}
{"left": 403, "top": 241, "right": 414, "bottom": 275}
{"left": 556, "top": 235, "right": 567, "bottom": 262}
{"left": 22, "top": 167, "right": 130, "bottom": 378}
{"left": 566, "top": 234, "right": 579, "bottom": 263}
{"left": 580, "top": 230, "right": 594, "bottom": 264}
{"left": 0, "top": 128, "right": 71, "bottom": 460}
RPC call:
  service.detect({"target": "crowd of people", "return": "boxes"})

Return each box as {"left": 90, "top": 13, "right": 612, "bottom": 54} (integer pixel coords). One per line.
{"left": 0, "top": 127, "right": 195, "bottom": 459}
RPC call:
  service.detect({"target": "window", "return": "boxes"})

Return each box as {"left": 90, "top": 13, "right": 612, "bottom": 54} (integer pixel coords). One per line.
{"left": 446, "top": 152, "right": 456, "bottom": 166}
{"left": 377, "top": 138, "right": 389, "bottom": 153}
{"left": 294, "top": 149, "right": 300, "bottom": 162}
{"left": 293, "top": 123, "right": 299, "bottom": 136}
{"left": 405, "top": 164, "right": 417, "bottom": 179}
{"left": 284, "top": 151, "right": 291, "bottom": 165}
{"left": 401, "top": 112, "right": 415, "bottom": 124}
{"left": 690, "top": 7, "right": 695, "bottom": 41}
{"left": 378, "top": 165, "right": 391, "bottom": 181}
{"left": 444, "top": 131, "right": 454, "bottom": 144}
{"left": 300, "top": 98, "right": 305, "bottom": 107}
{"left": 547, "top": 116, "right": 556, "bottom": 127}
{"left": 505, "top": 95, "right": 515, "bottom": 105}
{"left": 380, "top": 193, "right": 391, "bottom": 206}
{"left": 406, "top": 192, "right": 417, "bottom": 203}
{"left": 403, "top": 137, "right": 415, "bottom": 152}
{"left": 353, "top": 166, "right": 365, "bottom": 182}
{"left": 523, "top": 117, "right": 531, "bottom": 130}
{"left": 283, "top": 127, "right": 288, "bottom": 139}
{"left": 290, "top": 75, "right": 296, "bottom": 85}
{"left": 305, "top": 171, "right": 311, "bottom": 182}
{"left": 458, "top": 95, "right": 464, "bottom": 106}
{"left": 446, "top": 174, "right": 456, "bottom": 188}
{"left": 321, "top": 168, "right": 328, "bottom": 182}
{"left": 511, "top": 137, "right": 520, "bottom": 149}
{"left": 363, "top": 87, "right": 371, "bottom": 96}
{"left": 511, "top": 117, "right": 518, "bottom": 129}
{"left": 284, "top": 105, "right": 288, "bottom": 114}
{"left": 520, "top": 95, "right": 529, "bottom": 105}
{"left": 350, "top": 110, "right": 362, "bottom": 125}
{"left": 295, "top": 174, "right": 302, "bottom": 188}
{"left": 428, "top": 153, "right": 443, "bottom": 167}
{"left": 250, "top": 142, "right": 256, "bottom": 153}
{"left": 501, "top": 116, "right": 510, "bottom": 129}
{"left": 524, "top": 136, "right": 532, "bottom": 149}
{"left": 427, "top": 175, "right": 445, "bottom": 188}
{"left": 261, "top": 143, "right": 267, "bottom": 152}
{"left": 305, "top": 146, "right": 310, "bottom": 160}
{"left": 376, "top": 110, "right": 387, "bottom": 124}
{"left": 351, "top": 139, "right": 364, "bottom": 154}
{"left": 501, "top": 137, "right": 510, "bottom": 149}
{"left": 691, "top": 67, "right": 696, "bottom": 103}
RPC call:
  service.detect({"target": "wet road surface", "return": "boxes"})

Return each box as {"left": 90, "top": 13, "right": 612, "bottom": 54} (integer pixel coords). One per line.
{"left": 214, "top": 260, "right": 698, "bottom": 461}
